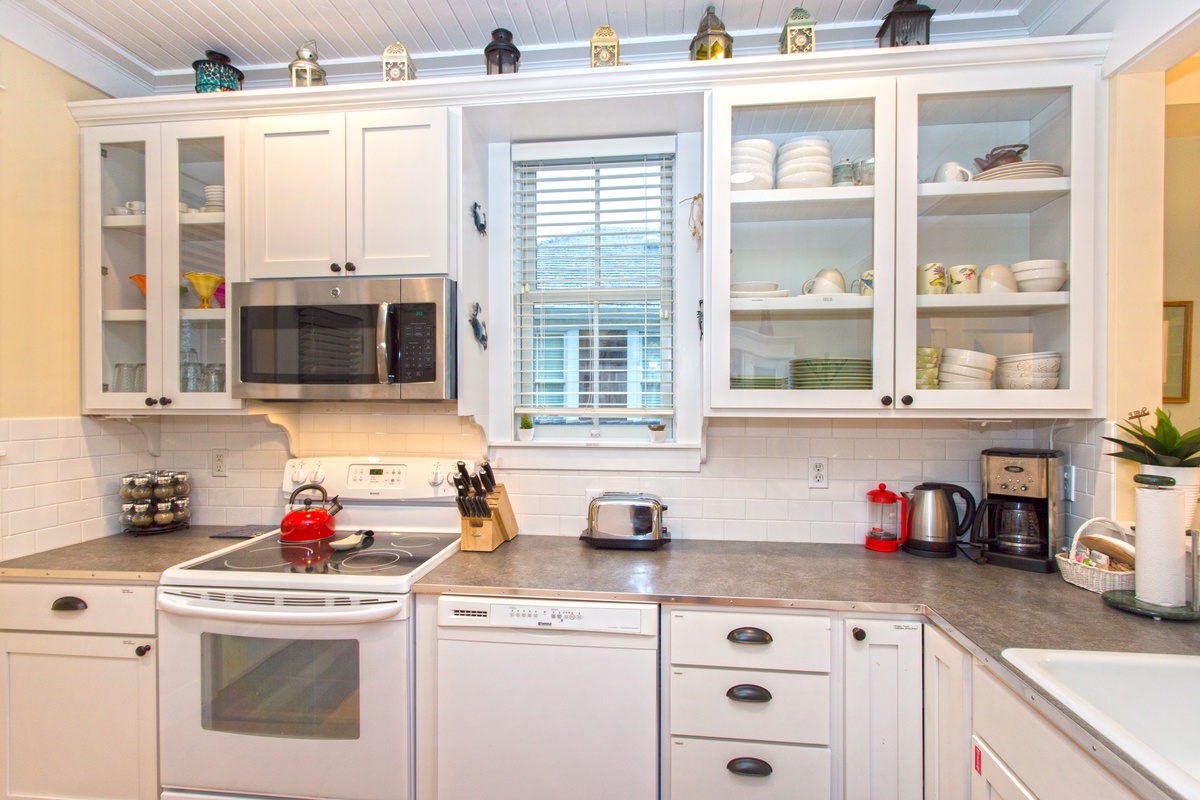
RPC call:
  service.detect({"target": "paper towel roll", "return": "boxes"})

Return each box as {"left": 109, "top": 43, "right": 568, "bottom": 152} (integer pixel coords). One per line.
{"left": 1136, "top": 486, "right": 1188, "bottom": 607}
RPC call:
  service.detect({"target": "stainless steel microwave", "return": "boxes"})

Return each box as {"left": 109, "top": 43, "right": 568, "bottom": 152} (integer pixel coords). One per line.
{"left": 231, "top": 276, "right": 456, "bottom": 401}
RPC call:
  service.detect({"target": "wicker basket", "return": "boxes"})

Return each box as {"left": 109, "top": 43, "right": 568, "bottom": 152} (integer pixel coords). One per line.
{"left": 1056, "top": 517, "right": 1135, "bottom": 594}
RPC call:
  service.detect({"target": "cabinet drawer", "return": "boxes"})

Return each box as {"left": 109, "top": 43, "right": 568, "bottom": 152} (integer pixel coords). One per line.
{"left": 670, "top": 609, "right": 831, "bottom": 672}
{"left": 670, "top": 737, "right": 831, "bottom": 800}
{"left": 670, "top": 666, "right": 830, "bottom": 745}
{"left": 0, "top": 584, "right": 155, "bottom": 635}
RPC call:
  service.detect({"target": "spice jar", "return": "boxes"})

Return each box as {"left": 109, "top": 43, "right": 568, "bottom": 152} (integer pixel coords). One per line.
{"left": 131, "top": 503, "right": 154, "bottom": 527}
{"left": 154, "top": 501, "right": 176, "bottom": 526}
{"left": 119, "top": 474, "right": 138, "bottom": 499}
{"left": 153, "top": 474, "right": 176, "bottom": 500}
{"left": 173, "top": 497, "right": 191, "bottom": 523}
{"left": 172, "top": 471, "right": 191, "bottom": 497}
{"left": 120, "top": 502, "right": 136, "bottom": 528}
{"left": 130, "top": 476, "right": 153, "bottom": 501}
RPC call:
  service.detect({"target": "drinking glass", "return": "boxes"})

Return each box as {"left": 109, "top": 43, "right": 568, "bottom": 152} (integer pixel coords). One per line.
{"left": 202, "top": 363, "right": 226, "bottom": 393}
{"left": 181, "top": 362, "right": 203, "bottom": 393}
{"left": 112, "top": 363, "right": 137, "bottom": 393}
{"left": 134, "top": 363, "right": 147, "bottom": 393}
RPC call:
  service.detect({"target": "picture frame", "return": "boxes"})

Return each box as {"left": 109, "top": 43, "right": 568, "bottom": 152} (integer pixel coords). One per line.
{"left": 1163, "top": 300, "right": 1192, "bottom": 403}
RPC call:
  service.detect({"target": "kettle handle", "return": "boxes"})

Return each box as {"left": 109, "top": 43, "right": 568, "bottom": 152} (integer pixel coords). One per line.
{"left": 288, "top": 483, "right": 328, "bottom": 506}
{"left": 943, "top": 484, "right": 977, "bottom": 539}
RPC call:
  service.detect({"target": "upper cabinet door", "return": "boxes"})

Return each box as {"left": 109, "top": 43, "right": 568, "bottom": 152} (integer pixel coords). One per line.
{"left": 708, "top": 78, "right": 898, "bottom": 412}
{"left": 894, "top": 64, "right": 1099, "bottom": 413}
{"left": 346, "top": 107, "right": 451, "bottom": 276}
{"left": 245, "top": 113, "right": 348, "bottom": 279}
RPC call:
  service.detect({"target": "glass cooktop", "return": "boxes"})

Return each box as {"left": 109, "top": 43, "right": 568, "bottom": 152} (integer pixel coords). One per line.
{"left": 184, "top": 531, "right": 462, "bottom": 577}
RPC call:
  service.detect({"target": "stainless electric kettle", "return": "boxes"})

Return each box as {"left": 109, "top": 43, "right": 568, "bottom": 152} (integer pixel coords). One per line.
{"left": 901, "top": 483, "right": 976, "bottom": 559}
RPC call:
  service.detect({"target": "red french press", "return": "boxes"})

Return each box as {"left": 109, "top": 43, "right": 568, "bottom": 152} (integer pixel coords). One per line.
{"left": 866, "top": 483, "right": 908, "bottom": 552}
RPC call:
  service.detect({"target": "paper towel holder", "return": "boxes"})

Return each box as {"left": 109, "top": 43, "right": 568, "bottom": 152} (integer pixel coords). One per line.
{"left": 1101, "top": 528, "right": 1200, "bottom": 621}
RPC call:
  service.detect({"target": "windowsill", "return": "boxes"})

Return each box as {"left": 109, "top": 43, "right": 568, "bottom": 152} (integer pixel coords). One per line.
{"left": 489, "top": 441, "right": 703, "bottom": 472}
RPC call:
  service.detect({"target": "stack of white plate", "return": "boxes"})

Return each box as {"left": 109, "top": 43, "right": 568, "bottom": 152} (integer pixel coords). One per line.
{"left": 203, "top": 185, "right": 225, "bottom": 212}
{"left": 973, "top": 161, "right": 1064, "bottom": 182}
{"left": 916, "top": 347, "right": 940, "bottom": 389}
{"left": 1011, "top": 259, "right": 1068, "bottom": 292}
{"left": 938, "top": 348, "right": 997, "bottom": 390}
{"left": 995, "top": 352, "right": 1061, "bottom": 390}
{"left": 731, "top": 376, "right": 788, "bottom": 390}
{"left": 776, "top": 136, "right": 833, "bottom": 189}
{"left": 790, "top": 357, "right": 872, "bottom": 389}
{"left": 731, "top": 139, "right": 777, "bottom": 191}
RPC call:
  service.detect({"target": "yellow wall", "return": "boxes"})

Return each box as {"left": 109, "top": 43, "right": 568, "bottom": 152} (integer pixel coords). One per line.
{"left": 0, "top": 39, "right": 106, "bottom": 418}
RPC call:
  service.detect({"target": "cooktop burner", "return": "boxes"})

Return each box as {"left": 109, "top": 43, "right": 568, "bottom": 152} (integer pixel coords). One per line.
{"left": 185, "top": 531, "right": 462, "bottom": 577}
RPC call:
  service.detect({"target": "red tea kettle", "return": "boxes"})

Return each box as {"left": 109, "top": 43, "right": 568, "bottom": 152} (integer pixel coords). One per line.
{"left": 280, "top": 483, "right": 343, "bottom": 543}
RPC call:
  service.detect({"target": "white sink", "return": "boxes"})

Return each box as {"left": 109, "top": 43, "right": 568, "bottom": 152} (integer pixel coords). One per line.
{"left": 1002, "top": 648, "right": 1200, "bottom": 798}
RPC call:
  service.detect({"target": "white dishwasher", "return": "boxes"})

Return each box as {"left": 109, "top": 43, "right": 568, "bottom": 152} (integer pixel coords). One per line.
{"left": 436, "top": 595, "right": 659, "bottom": 800}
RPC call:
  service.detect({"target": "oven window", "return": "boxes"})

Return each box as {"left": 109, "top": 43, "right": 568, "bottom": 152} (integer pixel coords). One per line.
{"left": 200, "top": 633, "right": 360, "bottom": 740}
{"left": 239, "top": 305, "right": 384, "bottom": 384}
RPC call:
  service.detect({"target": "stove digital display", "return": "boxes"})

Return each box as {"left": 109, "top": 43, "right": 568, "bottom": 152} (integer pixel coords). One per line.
{"left": 369, "top": 468, "right": 384, "bottom": 476}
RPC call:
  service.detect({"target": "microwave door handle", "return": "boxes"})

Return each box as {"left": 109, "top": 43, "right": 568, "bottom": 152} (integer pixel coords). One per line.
{"left": 376, "top": 302, "right": 391, "bottom": 384}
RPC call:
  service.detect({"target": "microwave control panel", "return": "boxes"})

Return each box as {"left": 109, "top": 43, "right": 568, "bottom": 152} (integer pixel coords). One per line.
{"left": 398, "top": 303, "right": 437, "bottom": 383}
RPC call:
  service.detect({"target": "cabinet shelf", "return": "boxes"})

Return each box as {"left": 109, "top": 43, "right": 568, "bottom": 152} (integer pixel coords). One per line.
{"left": 731, "top": 185, "right": 875, "bottom": 222}
{"left": 102, "top": 309, "right": 148, "bottom": 323}
{"left": 916, "top": 292, "right": 1068, "bottom": 316}
{"left": 731, "top": 294, "right": 874, "bottom": 316}
{"left": 917, "top": 178, "right": 1070, "bottom": 216}
{"left": 180, "top": 308, "right": 226, "bottom": 321}
{"left": 101, "top": 215, "right": 147, "bottom": 231}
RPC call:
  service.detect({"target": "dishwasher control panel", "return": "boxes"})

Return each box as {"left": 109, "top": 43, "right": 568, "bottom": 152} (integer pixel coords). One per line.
{"left": 438, "top": 596, "right": 657, "bottom": 635}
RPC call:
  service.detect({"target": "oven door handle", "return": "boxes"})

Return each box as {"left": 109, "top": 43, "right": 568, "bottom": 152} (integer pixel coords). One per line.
{"left": 157, "top": 591, "right": 405, "bottom": 625}
{"left": 376, "top": 302, "right": 391, "bottom": 385}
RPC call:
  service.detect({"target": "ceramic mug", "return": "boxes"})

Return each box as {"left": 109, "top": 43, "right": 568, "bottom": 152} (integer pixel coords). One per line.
{"left": 979, "top": 264, "right": 1018, "bottom": 294}
{"left": 934, "top": 162, "right": 972, "bottom": 182}
{"left": 803, "top": 277, "right": 844, "bottom": 295}
{"left": 917, "top": 262, "right": 946, "bottom": 295}
{"left": 809, "top": 269, "right": 846, "bottom": 291}
{"left": 125, "top": 200, "right": 146, "bottom": 212}
{"left": 850, "top": 270, "right": 875, "bottom": 296}
{"left": 947, "top": 264, "right": 980, "bottom": 294}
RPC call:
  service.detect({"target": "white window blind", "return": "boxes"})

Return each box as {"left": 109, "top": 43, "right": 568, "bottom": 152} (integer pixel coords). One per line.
{"left": 513, "top": 149, "right": 675, "bottom": 434}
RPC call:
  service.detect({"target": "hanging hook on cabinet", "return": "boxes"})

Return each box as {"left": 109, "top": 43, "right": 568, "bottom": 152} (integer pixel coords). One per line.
{"left": 471, "top": 203, "right": 488, "bottom": 236}
{"left": 469, "top": 302, "right": 488, "bottom": 350}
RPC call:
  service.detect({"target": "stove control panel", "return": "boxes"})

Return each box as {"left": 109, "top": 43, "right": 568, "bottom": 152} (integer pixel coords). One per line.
{"left": 282, "top": 457, "right": 472, "bottom": 501}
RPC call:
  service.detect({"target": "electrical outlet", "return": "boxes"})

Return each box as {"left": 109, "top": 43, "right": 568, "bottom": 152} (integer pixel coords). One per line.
{"left": 1063, "top": 465, "right": 1076, "bottom": 503}
{"left": 212, "top": 448, "right": 229, "bottom": 477}
{"left": 809, "top": 457, "right": 829, "bottom": 489}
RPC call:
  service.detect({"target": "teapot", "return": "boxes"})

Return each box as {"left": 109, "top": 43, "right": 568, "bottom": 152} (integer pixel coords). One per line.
{"left": 280, "top": 483, "right": 343, "bottom": 543}
{"left": 901, "top": 483, "right": 976, "bottom": 558}
{"left": 973, "top": 144, "right": 1029, "bottom": 173}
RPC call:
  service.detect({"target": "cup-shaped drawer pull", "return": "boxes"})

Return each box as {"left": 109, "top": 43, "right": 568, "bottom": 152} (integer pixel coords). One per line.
{"left": 50, "top": 596, "right": 87, "bottom": 612}
{"left": 727, "top": 626, "right": 773, "bottom": 645}
{"left": 726, "top": 757, "right": 773, "bottom": 777}
{"left": 726, "top": 683, "right": 773, "bottom": 703}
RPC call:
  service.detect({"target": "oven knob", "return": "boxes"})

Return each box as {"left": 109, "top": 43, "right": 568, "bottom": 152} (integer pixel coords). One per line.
{"left": 310, "top": 467, "right": 325, "bottom": 484}
{"left": 291, "top": 465, "right": 307, "bottom": 484}
{"left": 428, "top": 467, "right": 445, "bottom": 487}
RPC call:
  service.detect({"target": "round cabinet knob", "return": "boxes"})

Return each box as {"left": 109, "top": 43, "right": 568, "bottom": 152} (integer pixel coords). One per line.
{"left": 1020, "top": 485, "right": 1028, "bottom": 491}
{"left": 330, "top": 263, "right": 342, "bottom": 273}
{"left": 345, "top": 262, "right": 357, "bottom": 273}
{"left": 901, "top": 395, "right": 914, "bottom": 406}
{"left": 135, "top": 645, "right": 152, "bottom": 657}
{"left": 881, "top": 395, "right": 893, "bottom": 406}
{"left": 144, "top": 397, "right": 158, "bottom": 407}
{"left": 159, "top": 397, "right": 172, "bottom": 406}
{"left": 852, "top": 627, "right": 866, "bottom": 641}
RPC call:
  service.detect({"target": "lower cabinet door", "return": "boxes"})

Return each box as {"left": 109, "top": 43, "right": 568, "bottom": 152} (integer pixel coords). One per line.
{"left": 970, "top": 736, "right": 1038, "bottom": 800}
{"left": 670, "top": 737, "right": 831, "bottom": 800}
{"left": 0, "top": 631, "right": 158, "bottom": 800}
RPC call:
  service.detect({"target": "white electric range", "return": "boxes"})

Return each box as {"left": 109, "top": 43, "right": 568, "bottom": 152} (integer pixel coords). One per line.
{"left": 158, "top": 456, "right": 470, "bottom": 800}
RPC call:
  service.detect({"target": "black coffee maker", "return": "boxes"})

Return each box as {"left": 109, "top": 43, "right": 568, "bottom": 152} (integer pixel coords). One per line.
{"left": 971, "top": 448, "right": 1063, "bottom": 572}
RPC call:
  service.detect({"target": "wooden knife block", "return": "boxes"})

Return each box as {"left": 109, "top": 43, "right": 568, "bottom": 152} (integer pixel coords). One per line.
{"left": 459, "top": 484, "right": 519, "bottom": 552}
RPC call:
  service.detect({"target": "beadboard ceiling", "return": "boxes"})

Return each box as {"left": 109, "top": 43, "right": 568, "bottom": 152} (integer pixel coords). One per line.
{"left": 2, "top": 0, "right": 1119, "bottom": 96}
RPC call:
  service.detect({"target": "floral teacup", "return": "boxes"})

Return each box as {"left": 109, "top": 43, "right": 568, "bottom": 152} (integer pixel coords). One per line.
{"left": 918, "top": 263, "right": 946, "bottom": 295}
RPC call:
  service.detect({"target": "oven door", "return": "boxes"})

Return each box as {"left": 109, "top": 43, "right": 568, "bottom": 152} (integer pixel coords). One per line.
{"left": 157, "top": 587, "right": 412, "bottom": 800}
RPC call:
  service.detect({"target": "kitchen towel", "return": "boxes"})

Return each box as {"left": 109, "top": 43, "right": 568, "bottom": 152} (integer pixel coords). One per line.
{"left": 1135, "top": 486, "right": 1188, "bottom": 607}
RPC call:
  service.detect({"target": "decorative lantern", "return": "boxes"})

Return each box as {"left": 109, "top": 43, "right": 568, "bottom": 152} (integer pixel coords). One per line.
{"left": 779, "top": 8, "right": 816, "bottom": 54}
{"left": 289, "top": 42, "right": 327, "bottom": 87}
{"left": 690, "top": 6, "right": 733, "bottom": 61}
{"left": 484, "top": 28, "right": 520, "bottom": 74}
{"left": 591, "top": 25, "right": 620, "bottom": 68}
{"left": 192, "top": 50, "right": 243, "bottom": 93}
{"left": 876, "top": 0, "right": 934, "bottom": 47}
{"left": 382, "top": 42, "right": 416, "bottom": 81}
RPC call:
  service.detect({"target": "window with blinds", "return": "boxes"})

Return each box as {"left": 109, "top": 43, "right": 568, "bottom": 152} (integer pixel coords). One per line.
{"left": 513, "top": 148, "right": 675, "bottom": 439}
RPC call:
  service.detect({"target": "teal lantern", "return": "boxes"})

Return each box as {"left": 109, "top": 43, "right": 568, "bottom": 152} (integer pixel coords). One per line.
{"left": 192, "top": 50, "right": 243, "bottom": 93}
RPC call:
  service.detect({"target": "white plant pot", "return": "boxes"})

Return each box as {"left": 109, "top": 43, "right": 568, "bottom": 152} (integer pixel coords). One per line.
{"left": 648, "top": 429, "right": 667, "bottom": 443}
{"left": 517, "top": 428, "right": 534, "bottom": 442}
{"left": 1140, "top": 464, "right": 1200, "bottom": 529}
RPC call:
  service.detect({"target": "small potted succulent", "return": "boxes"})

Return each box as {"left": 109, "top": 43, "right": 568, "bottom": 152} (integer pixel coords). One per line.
{"left": 517, "top": 414, "right": 535, "bottom": 442}
{"left": 647, "top": 422, "right": 667, "bottom": 443}
{"left": 1105, "top": 407, "right": 1200, "bottom": 524}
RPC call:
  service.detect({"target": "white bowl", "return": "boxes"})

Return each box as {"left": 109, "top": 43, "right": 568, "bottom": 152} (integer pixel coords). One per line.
{"left": 1014, "top": 266, "right": 1068, "bottom": 280}
{"left": 938, "top": 379, "right": 994, "bottom": 389}
{"left": 778, "top": 150, "right": 834, "bottom": 164}
{"left": 732, "top": 138, "right": 777, "bottom": 158}
{"left": 777, "top": 153, "right": 834, "bottom": 167}
{"left": 777, "top": 173, "right": 833, "bottom": 189}
{"left": 940, "top": 348, "right": 997, "bottom": 370}
{"left": 781, "top": 137, "right": 831, "bottom": 151}
{"left": 778, "top": 161, "right": 834, "bottom": 179}
{"left": 731, "top": 281, "right": 779, "bottom": 293}
{"left": 731, "top": 172, "right": 774, "bottom": 191}
{"left": 997, "top": 374, "right": 1059, "bottom": 390}
{"left": 997, "top": 352, "right": 1061, "bottom": 373}
{"left": 938, "top": 362, "right": 995, "bottom": 380}
{"left": 1014, "top": 275, "right": 1068, "bottom": 292}
{"left": 777, "top": 165, "right": 833, "bottom": 182}
{"left": 732, "top": 154, "right": 776, "bottom": 172}
{"left": 1011, "top": 259, "right": 1068, "bottom": 274}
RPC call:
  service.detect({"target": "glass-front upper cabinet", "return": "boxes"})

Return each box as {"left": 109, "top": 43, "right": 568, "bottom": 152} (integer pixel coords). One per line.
{"left": 894, "top": 64, "right": 1099, "bottom": 413}
{"left": 81, "top": 120, "right": 242, "bottom": 413}
{"left": 708, "top": 79, "right": 897, "bottom": 412}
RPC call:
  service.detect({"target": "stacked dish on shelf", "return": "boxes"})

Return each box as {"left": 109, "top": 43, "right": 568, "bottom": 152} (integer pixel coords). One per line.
{"left": 937, "top": 348, "right": 997, "bottom": 390}
{"left": 731, "top": 376, "right": 788, "bottom": 390}
{"left": 916, "top": 347, "right": 940, "bottom": 389}
{"left": 203, "top": 184, "right": 225, "bottom": 212}
{"left": 790, "top": 357, "right": 872, "bottom": 389}
{"left": 776, "top": 136, "right": 833, "bottom": 189}
{"left": 995, "top": 352, "right": 1061, "bottom": 389}
{"left": 731, "top": 280, "right": 788, "bottom": 298}
{"left": 1012, "top": 259, "right": 1068, "bottom": 292}
{"left": 731, "top": 139, "right": 777, "bottom": 191}
{"left": 973, "top": 161, "right": 1064, "bottom": 181}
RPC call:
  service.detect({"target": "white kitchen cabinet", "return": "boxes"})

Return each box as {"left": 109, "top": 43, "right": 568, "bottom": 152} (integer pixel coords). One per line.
{"left": 707, "top": 50, "right": 1103, "bottom": 418}
{"left": 924, "top": 625, "right": 972, "bottom": 800}
{"left": 0, "top": 584, "right": 157, "bottom": 800}
{"left": 245, "top": 107, "right": 451, "bottom": 279}
{"left": 842, "top": 617, "right": 923, "bottom": 800}
{"left": 971, "top": 736, "right": 1037, "bottom": 800}
{"left": 81, "top": 119, "right": 243, "bottom": 413}
{"left": 666, "top": 607, "right": 834, "bottom": 800}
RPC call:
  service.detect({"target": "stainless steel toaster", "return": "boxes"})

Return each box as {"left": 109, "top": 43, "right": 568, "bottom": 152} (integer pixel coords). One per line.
{"left": 580, "top": 492, "right": 669, "bottom": 550}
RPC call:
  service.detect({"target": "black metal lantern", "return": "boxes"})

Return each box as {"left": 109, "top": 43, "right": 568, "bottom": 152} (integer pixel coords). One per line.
{"left": 876, "top": 0, "right": 934, "bottom": 47}
{"left": 192, "top": 50, "right": 243, "bottom": 93}
{"left": 484, "top": 28, "right": 520, "bottom": 74}
{"left": 690, "top": 6, "right": 733, "bottom": 61}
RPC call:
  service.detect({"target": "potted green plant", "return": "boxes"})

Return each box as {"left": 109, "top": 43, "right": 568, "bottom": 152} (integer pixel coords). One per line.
{"left": 1104, "top": 407, "right": 1200, "bottom": 525}
{"left": 517, "top": 414, "right": 535, "bottom": 442}
{"left": 647, "top": 422, "right": 667, "bottom": 443}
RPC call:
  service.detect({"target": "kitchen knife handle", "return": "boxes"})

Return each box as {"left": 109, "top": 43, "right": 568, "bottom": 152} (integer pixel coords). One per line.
{"left": 478, "top": 469, "right": 495, "bottom": 493}
{"left": 727, "top": 627, "right": 773, "bottom": 645}
{"left": 376, "top": 303, "right": 390, "bottom": 384}
{"left": 457, "top": 461, "right": 472, "bottom": 484}
{"left": 481, "top": 460, "right": 497, "bottom": 486}
{"left": 452, "top": 474, "right": 468, "bottom": 498}
{"left": 726, "top": 757, "right": 773, "bottom": 777}
{"left": 470, "top": 474, "right": 485, "bottom": 496}
{"left": 726, "top": 684, "right": 773, "bottom": 703}
{"left": 51, "top": 596, "right": 87, "bottom": 612}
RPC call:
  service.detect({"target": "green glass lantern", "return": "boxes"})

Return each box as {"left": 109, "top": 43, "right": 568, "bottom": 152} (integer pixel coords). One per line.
{"left": 192, "top": 50, "right": 243, "bottom": 93}
{"left": 690, "top": 6, "right": 733, "bottom": 61}
{"left": 779, "top": 8, "right": 816, "bottom": 54}
{"left": 877, "top": 0, "right": 934, "bottom": 47}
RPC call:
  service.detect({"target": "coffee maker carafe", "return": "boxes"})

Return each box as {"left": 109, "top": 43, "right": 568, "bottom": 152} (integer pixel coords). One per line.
{"left": 971, "top": 448, "right": 1063, "bottom": 572}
